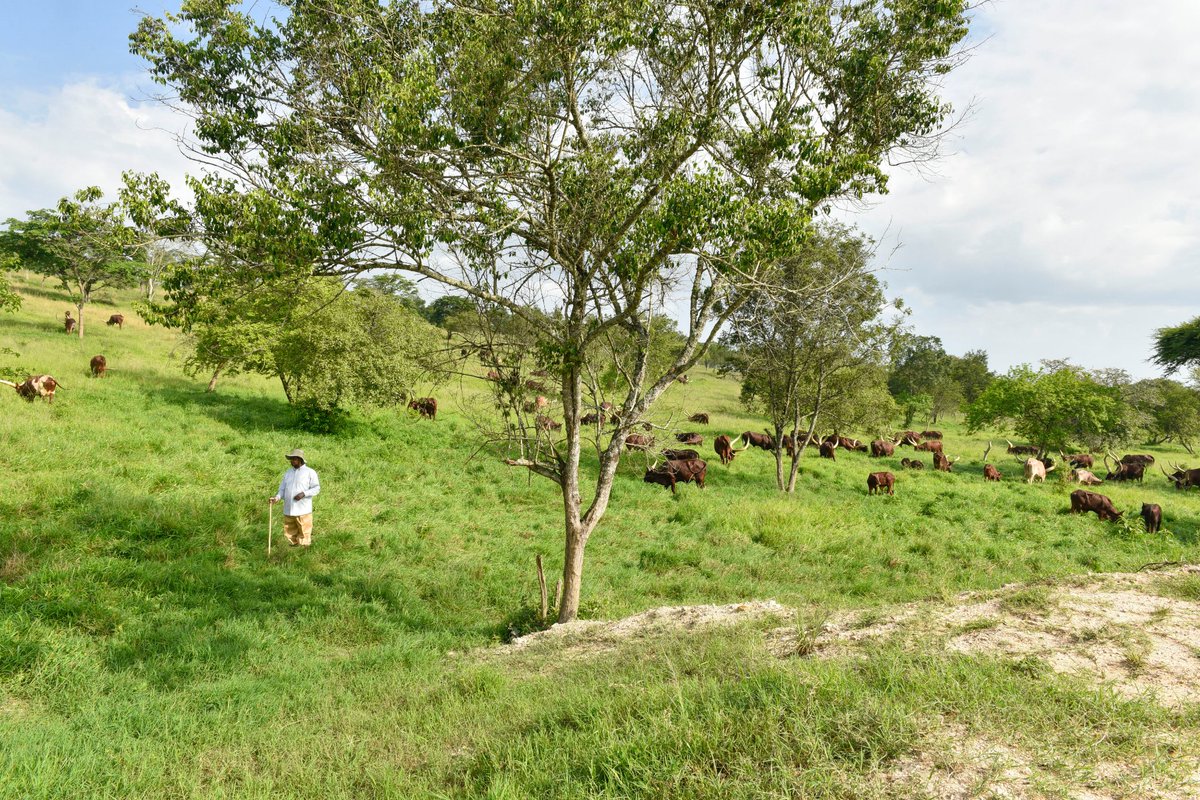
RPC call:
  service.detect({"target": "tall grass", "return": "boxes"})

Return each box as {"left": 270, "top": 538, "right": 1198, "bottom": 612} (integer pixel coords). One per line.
{"left": 2, "top": 278, "right": 1199, "bottom": 797}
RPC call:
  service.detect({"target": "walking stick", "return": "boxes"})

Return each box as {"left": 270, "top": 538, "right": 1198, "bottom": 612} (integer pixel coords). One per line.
{"left": 268, "top": 500, "right": 274, "bottom": 556}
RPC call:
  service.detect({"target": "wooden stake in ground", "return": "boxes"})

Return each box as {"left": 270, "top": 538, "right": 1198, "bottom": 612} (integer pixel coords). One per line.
{"left": 268, "top": 501, "right": 274, "bottom": 557}
{"left": 536, "top": 554, "right": 548, "bottom": 622}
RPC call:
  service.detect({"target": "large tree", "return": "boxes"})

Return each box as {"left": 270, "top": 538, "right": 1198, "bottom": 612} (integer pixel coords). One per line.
{"left": 134, "top": 0, "right": 971, "bottom": 621}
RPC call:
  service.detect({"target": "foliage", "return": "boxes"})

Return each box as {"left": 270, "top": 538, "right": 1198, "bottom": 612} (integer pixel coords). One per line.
{"left": 0, "top": 253, "right": 19, "bottom": 313}
{"left": 1125, "top": 378, "right": 1200, "bottom": 454}
{"left": 966, "top": 365, "right": 1129, "bottom": 453}
{"left": 0, "top": 176, "right": 186, "bottom": 337}
{"left": 423, "top": 294, "right": 476, "bottom": 328}
{"left": 134, "top": 0, "right": 972, "bottom": 620}
{"left": 950, "top": 349, "right": 993, "bottom": 404}
{"left": 355, "top": 273, "right": 426, "bottom": 316}
{"left": 889, "top": 335, "right": 951, "bottom": 425}
{"left": 1152, "top": 316, "right": 1200, "bottom": 373}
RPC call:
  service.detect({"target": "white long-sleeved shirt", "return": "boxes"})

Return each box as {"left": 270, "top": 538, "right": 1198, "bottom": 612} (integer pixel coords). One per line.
{"left": 275, "top": 465, "right": 321, "bottom": 516}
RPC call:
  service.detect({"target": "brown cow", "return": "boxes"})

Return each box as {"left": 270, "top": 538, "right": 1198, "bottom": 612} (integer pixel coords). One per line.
{"left": 106, "top": 314, "right": 125, "bottom": 328}
{"left": 920, "top": 430, "right": 943, "bottom": 440}
{"left": 90, "top": 355, "right": 107, "bottom": 377}
{"left": 867, "top": 471, "right": 895, "bottom": 496}
{"left": 740, "top": 431, "right": 775, "bottom": 451}
{"left": 64, "top": 312, "right": 76, "bottom": 334}
{"left": 837, "top": 436, "right": 868, "bottom": 452}
{"left": 661, "top": 448, "right": 700, "bottom": 461}
{"left": 687, "top": 413, "right": 710, "bottom": 425}
{"left": 525, "top": 379, "right": 547, "bottom": 392}
{"left": 581, "top": 411, "right": 606, "bottom": 426}
{"left": 408, "top": 397, "right": 437, "bottom": 419}
{"left": 1162, "top": 463, "right": 1200, "bottom": 490}
{"left": 900, "top": 457, "right": 924, "bottom": 470}
{"left": 1063, "top": 452, "right": 1094, "bottom": 469}
{"left": 1141, "top": 503, "right": 1162, "bottom": 533}
{"left": 1120, "top": 454, "right": 1155, "bottom": 467}
{"left": 983, "top": 463, "right": 1002, "bottom": 481}
{"left": 933, "top": 451, "right": 960, "bottom": 472}
{"left": 870, "top": 439, "right": 895, "bottom": 457}
{"left": 625, "top": 434, "right": 654, "bottom": 451}
{"left": 1006, "top": 439, "right": 1039, "bottom": 456}
{"left": 485, "top": 370, "right": 501, "bottom": 381}
{"left": 819, "top": 439, "right": 838, "bottom": 460}
{"left": 2, "top": 375, "right": 60, "bottom": 404}
{"left": 1102, "top": 454, "right": 1144, "bottom": 483}
{"left": 895, "top": 431, "right": 921, "bottom": 446}
{"left": 713, "top": 434, "right": 737, "bottom": 465}
{"left": 643, "top": 458, "right": 707, "bottom": 493}
{"left": 1070, "top": 490, "right": 1122, "bottom": 522}
{"left": 914, "top": 440, "right": 944, "bottom": 454}
{"left": 676, "top": 432, "right": 703, "bottom": 446}
{"left": 677, "top": 374, "right": 690, "bottom": 384}
{"left": 535, "top": 414, "right": 561, "bottom": 431}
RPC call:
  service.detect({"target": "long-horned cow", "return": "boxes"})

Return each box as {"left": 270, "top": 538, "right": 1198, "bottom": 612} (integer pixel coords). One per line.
{"left": 625, "top": 434, "right": 655, "bottom": 451}
{"left": 1, "top": 375, "right": 60, "bottom": 404}
{"left": 1162, "top": 463, "right": 1200, "bottom": 490}
{"left": 933, "top": 451, "right": 960, "bottom": 472}
{"left": 1103, "top": 454, "right": 1144, "bottom": 483}
{"left": 675, "top": 432, "right": 703, "bottom": 446}
{"left": 870, "top": 439, "right": 896, "bottom": 458}
{"left": 687, "top": 413, "right": 710, "bottom": 425}
{"left": 1069, "top": 490, "right": 1122, "bottom": 522}
{"left": 1141, "top": 503, "right": 1162, "bottom": 533}
{"left": 713, "top": 435, "right": 737, "bottom": 465}
{"left": 913, "top": 440, "right": 944, "bottom": 455}
{"left": 90, "top": 355, "right": 107, "bottom": 377}
{"left": 1006, "top": 439, "right": 1039, "bottom": 456}
{"left": 106, "top": 314, "right": 125, "bottom": 329}
{"left": 740, "top": 431, "right": 775, "bottom": 452}
{"left": 1024, "top": 457, "right": 1055, "bottom": 484}
{"left": 818, "top": 438, "right": 838, "bottom": 460}
{"left": 643, "top": 458, "right": 707, "bottom": 493}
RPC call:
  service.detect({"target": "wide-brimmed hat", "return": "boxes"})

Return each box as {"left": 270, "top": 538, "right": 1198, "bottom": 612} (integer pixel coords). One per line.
{"left": 284, "top": 449, "right": 306, "bottom": 464}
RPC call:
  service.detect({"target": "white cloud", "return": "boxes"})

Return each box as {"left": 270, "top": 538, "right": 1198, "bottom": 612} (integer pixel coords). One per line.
{"left": 853, "top": 0, "right": 1200, "bottom": 378}
{"left": 0, "top": 78, "right": 192, "bottom": 220}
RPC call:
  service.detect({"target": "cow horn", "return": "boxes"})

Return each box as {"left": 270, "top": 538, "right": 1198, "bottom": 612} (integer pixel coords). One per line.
{"left": 831, "top": 439, "right": 838, "bottom": 449}
{"left": 1005, "top": 439, "right": 1014, "bottom": 448}
{"left": 953, "top": 456, "right": 961, "bottom": 463}
{"left": 1160, "top": 464, "right": 1170, "bottom": 477}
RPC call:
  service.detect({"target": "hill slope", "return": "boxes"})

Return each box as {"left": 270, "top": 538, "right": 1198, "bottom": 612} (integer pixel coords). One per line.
{"left": 2, "top": 279, "right": 1199, "bottom": 798}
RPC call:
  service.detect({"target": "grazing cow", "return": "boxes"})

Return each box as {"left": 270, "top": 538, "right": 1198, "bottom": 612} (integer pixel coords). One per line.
{"left": 408, "top": 397, "right": 437, "bottom": 419}
{"left": 837, "top": 436, "right": 868, "bottom": 452}
{"left": 1142, "top": 503, "right": 1162, "bottom": 533}
{"left": 1037, "top": 456, "right": 1055, "bottom": 471}
{"left": 920, "top": 430, "right": 943, "bottom": 440}
{"left": 1103, "top": 454, "right": 1144, "bottom": 483}
{"left": 581, "top": 411, "right": 606, "bottom": 426}
{"left": 688, "top": 413, "right": 710, "bottom": 425}
{"left": 525, "top": 379, "right": 547, "bottom": 392}
{"left": 900, "top": 457, "right": 924, "bottom": 470}
{"left": 530, "top": 369, "right": 549, "bottom": 378}
{"left": 625, "top": 434, "right": 654, "bottom": 451}
{"left": 933, "top": 451, "right": 960, "bottom": 472}
{"left": 106, "top": 314, "right": 125, "bottom": 328}
{"left": 983, "top": 463, "right": 1002, "bottom": 482}
{"left": 914, "top": 440, "right": 944, "bottom": 455}
{"left": 661, "top": 448, "right": 700, "bottom": 461}
{"left": 870, "top": 439, "right": 895, "bottom": 458}
{"left": 64, "top": 312, "right": 76, "bottom": 334}
{"left": 485, "top": 370, "right": 501, "bottom": 381}
{"left": 895, "top": 431, "right": 921, "bottom": 446}
{"left": 1023, "top": 457, "right": 1055, "bottom": 484}
{"left": 677, "top": 374, "right": 690, "bottom": 384}
{"left": 1161, "top": 463, "right": 1200, "bottom": 490}
{"left": 1069, "top": 490, "right": 1122, "bottom": 522}
{"left": 1069, "top": 469, "right": 1104, "bottom": 486}
{"left": 740, "top": 431, "right": 775, "bottom": 451}
{"left": 600, "top": 401, "right": 614, "bottom": 412}
{"left": 89, "top": 355, "right": 107, "bottom": 377}
{"left": 1063, "top": 453, "right": 1094, "bottom": 469}
{"left": 713, "top": 434, "right": 737, "bottom": 465}
{"left": 1120, "top": 454, "right": 1156, "bottom": 469}
{"left": 818, "top": 439, "right": 838, "bottom": 460}
{"left": 867, "top": 471, "right": 896, "bottom": 496}
{"left": 535, "top": 415, "right": 561, "bottom": 431}
{"left": 1006, "top": 439, "right": 1039, "bottom": 456}
{"left": 2, "top": 375, "right": 60, "bottom": 404}
{"left": 643, "top": 458, "right": 707, "bottom": 493}
{"left": 676, "top": 432, "right": 703, "bottom": 446}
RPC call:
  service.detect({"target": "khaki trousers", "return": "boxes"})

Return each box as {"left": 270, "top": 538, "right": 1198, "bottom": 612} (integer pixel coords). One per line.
{"left": 283, "top": 513, "right": 313, "bottom": 546}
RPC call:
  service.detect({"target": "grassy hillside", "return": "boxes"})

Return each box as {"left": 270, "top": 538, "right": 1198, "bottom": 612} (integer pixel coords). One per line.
{"left": 2, "top": 277, "right": 1199, "bottom": 798}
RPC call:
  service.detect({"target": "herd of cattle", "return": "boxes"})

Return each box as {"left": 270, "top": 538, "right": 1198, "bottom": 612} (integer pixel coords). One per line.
{"left": 1, "top": 311, "right": 132, "bottom": 403}
{"left": 619, "top": 421, "right": 1194, "bottom": 533}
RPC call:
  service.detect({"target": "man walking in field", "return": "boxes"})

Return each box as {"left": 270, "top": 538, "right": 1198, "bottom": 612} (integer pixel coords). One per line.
{"left": 270, "top": 449, "right": 321, "bottom": 547}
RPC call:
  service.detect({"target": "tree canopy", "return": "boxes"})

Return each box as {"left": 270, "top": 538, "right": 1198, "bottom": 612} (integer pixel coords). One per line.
{"left": 1153, "top": 317, "right": 1200, "bottom": 374}
{"left": 134, "top": 0, "right": 971, "bottom": 621}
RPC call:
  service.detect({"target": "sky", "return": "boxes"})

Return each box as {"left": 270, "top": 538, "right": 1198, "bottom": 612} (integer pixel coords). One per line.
{"left": 1, "top": 1, "right": 1196, "bottom": 380}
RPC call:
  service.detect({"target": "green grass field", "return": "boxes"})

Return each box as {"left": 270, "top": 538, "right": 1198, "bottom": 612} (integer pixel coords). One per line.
{"left": 3, "top": 278, "right": 1200, "bottom": 798}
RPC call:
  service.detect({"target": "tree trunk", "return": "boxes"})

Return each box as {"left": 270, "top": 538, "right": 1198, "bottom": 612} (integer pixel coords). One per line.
{"left": 787, "top": 408, "right": 819, "bottom": 493}
{"left": 75, "top": 300, "right": 85, "bottom": 339}
{"left": 557, "top": 360, "right": 588, "bottom": 623}
{"left": 207, "top": 365, "right": 223, "bottom": 392}
{"left": 772, "top": 423, "right": 785, "bottom": 491}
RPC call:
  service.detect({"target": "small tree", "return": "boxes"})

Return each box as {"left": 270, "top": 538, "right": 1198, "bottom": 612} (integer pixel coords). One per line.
{"left": 0, "top": 253, "right": 19, "bottom": 313}
{"left": 1126, "top": 378, "right": 1200, "bottom": 454}
{"left": 725, "top": 225, "right": 896, "bottom": 492}
{"left": 889, "top": 334, "right": 953, "bottom": 426}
